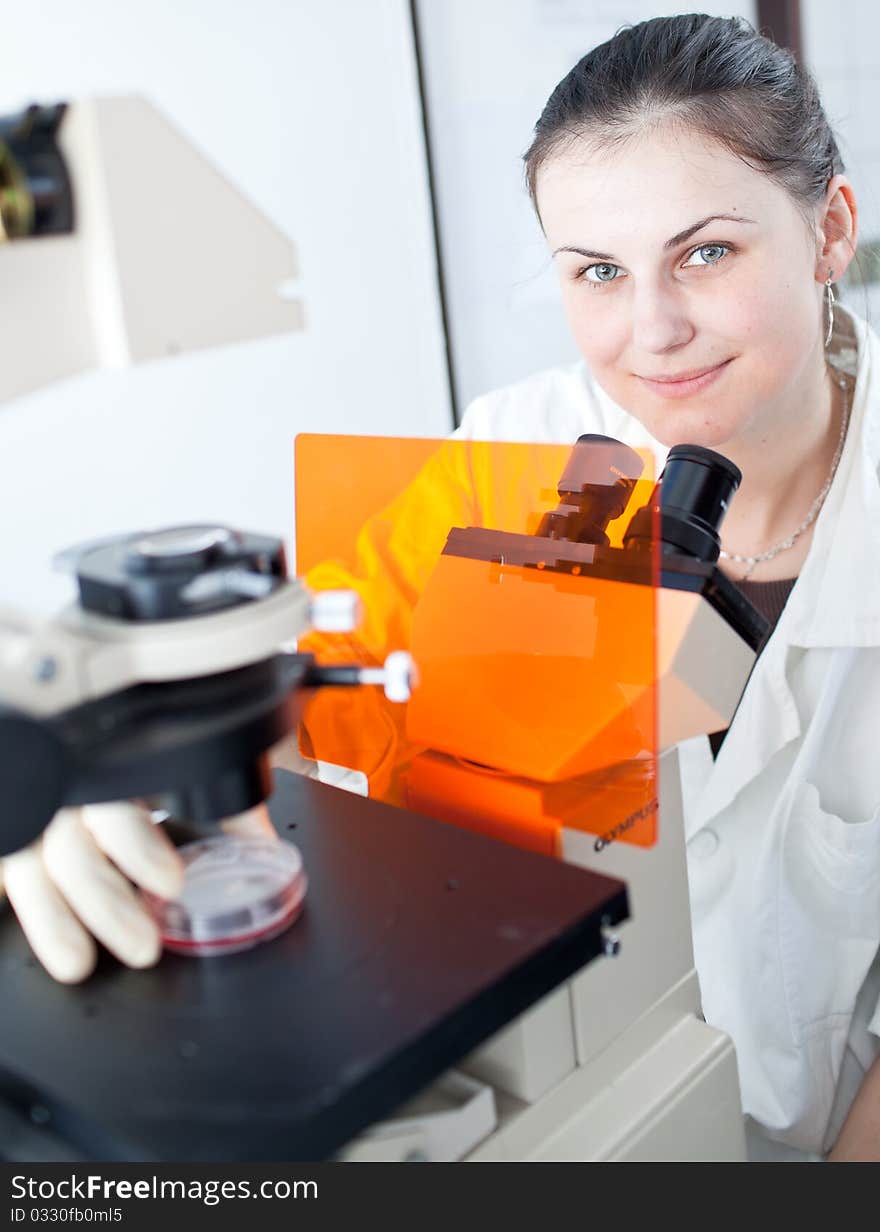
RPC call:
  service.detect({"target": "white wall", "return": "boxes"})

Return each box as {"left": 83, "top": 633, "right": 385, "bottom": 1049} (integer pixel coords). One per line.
{"left": 0, "top": 0, "right": 452, "bottom": 613}
{"left": 800, "top": 0, "right": 880, "bottom": 326}
{"left": 415, "top": 0, "right": 757, "bottom": 416}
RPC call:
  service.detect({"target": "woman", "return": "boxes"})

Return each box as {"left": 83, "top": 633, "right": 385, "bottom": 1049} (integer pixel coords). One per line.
{"left": 3, "top": 14, "right": 879, "bottom": 1161}
{"left": 459, "top": 16, "right": 879, "bottom": 1163}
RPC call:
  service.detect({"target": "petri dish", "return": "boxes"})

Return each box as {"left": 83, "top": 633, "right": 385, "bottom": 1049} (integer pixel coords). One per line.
{"left": 142, "top": 835, "right": 307, "bottom": 956}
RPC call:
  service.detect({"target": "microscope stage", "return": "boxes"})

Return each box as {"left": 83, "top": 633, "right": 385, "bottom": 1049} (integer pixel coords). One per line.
{"left": 0, "top": 771, "right": 627, "bottom": 1161}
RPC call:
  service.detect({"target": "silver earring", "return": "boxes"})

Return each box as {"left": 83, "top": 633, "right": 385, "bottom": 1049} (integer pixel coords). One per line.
{"left": 824, "top": 269, "right": 836, "bottom": 348}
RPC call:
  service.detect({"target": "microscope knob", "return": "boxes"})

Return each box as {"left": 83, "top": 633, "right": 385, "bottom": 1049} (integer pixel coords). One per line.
{"left": 383, "top": 651, "right": 416, "bottom": 703}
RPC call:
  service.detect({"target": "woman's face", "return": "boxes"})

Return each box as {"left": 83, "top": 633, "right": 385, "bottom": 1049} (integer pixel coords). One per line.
{"left": 537, "top": 124, "right": 827, "bottom": 450}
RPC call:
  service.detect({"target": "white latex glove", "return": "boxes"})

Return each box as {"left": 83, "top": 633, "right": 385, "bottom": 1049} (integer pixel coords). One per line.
{"left": 0, "top": 800, "right": 279, "bottom": 984}
{"left": 0, "top": 802, "right": 184, "bottom": 985}
{"left": 218, "top": 801, "right": 278, "bottom": 838}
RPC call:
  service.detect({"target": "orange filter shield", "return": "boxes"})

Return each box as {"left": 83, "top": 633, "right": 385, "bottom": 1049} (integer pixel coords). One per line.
{"left": 294, "top": 434, "right": 658, "bottom": 851}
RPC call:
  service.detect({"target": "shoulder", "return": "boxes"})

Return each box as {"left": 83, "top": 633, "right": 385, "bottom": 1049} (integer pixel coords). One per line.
{"left": 455, "top": 361, "right": 644, "bottom": 447}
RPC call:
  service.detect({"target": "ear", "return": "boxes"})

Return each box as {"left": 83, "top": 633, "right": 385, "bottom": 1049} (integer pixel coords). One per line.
{"left": 815, "top": 175, "right": 858, "bottom": 285}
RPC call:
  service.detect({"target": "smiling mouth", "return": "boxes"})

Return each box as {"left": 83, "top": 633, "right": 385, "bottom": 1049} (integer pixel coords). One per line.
{"left": 631, "top": 357, "right": 734, "bottom": 394}
{"left": 638, "top": 359, "right": 732, "bottom": 383}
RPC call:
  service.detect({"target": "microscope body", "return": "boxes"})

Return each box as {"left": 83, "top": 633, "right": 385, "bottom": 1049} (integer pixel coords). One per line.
{"left": 1, "top": 107, "right": 767, "bottom": 1162}
{"left": 342, "top": 555, "right": 762, "bottom": 1159}
{"left": 338, "top": 438, "right": 767, "bottom": 1161}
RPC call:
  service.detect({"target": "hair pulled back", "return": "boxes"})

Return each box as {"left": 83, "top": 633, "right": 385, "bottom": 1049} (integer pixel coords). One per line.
{"left": 524, "top": 13, "right": 843, "bottom": 221}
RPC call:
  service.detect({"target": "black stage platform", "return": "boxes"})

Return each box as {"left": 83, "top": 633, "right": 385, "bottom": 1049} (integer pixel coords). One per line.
{"left": 0, "top": 771, "right": 627, "bottom": 1161}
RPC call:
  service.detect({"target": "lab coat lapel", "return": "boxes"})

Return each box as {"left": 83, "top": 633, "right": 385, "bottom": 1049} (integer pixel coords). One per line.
{"left": 690, "top": 311, "right": 880, "bottom": 830}
{"left": 785, "top": 313, "right": 880, "bottom": 652}
{"left": 688, "top": 627, "right": 802, "bottom": 831}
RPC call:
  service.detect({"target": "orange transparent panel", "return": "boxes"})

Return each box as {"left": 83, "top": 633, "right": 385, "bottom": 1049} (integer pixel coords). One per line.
{"left": 294, "top": 435, "right": 658, "bottom": 854}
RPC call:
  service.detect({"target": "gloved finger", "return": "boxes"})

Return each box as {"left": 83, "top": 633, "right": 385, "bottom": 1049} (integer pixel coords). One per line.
{"left": 81, "top": 802, "right": 184, "bottom": 899}
{"left": 220, "top": 802, "right": 277, "bottom": 839}
{"left": 42, "top": 809, "right": 162, "bottom": 970}
{"left": 2, "top": 839, "right": 97, "bottom": 984}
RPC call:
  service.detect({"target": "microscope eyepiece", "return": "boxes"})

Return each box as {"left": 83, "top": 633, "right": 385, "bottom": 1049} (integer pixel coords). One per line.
{"left": 537, "top": 434, "right": 645, "bottom": 546}
{"left": 623, "top": 443, "right": 741, "bottom": 563}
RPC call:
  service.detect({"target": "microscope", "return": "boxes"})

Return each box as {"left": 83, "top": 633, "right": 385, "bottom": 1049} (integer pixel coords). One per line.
{"left": 0, "top": 524, "right": 414, "bottom": 855}
{"left": 0, "top": 442, "right": 766, "bottom": 1163}
{"left": 0, "top": 99, "right": 630, "bottom": 1163}
{"left": 0, "top": 510, "right": 637, "bottom": 1162}
{"left": 0, "top": 99, "right": 767, "bottom": 1162}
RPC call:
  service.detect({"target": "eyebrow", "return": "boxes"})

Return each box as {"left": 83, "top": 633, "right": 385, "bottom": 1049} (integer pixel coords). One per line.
{"left": 552, "top": 213, "right": 758, "bottom": 262}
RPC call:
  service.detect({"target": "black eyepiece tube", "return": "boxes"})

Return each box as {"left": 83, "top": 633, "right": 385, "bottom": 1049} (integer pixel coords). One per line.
{"left": 623, "top": 443, "right": 741, "bottom": 562}
{"left": 537, "top": 433, "right": 645, "bottom": 546}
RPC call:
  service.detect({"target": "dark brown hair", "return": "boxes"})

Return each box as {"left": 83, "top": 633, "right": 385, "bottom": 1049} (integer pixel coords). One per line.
{"left": 524, "top": 14, "right": 843, "bottom": 223}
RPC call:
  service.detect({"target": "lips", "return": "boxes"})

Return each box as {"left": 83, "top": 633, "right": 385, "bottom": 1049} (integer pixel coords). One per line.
{"left": 639, "top": 360, "right": 730, "bottom": 383}
{"left": 635, "top": 358, "right": 733, "bottom": 398}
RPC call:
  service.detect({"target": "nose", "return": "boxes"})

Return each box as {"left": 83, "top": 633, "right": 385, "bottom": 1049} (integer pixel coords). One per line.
{"left": 630, "top": 281, "right": 695, "bottom": 355}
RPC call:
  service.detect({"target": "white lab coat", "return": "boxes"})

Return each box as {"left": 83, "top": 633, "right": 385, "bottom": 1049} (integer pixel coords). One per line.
{"left": 457, "top": 305, "right": 880, "bottom": 1160}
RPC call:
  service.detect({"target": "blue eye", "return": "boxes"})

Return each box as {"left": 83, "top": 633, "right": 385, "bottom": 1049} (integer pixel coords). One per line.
{"left": 583, "top": 263, "right": 623, "bottom": 284}
{"left": 683, "top": 243, "right": 729, "bottom": 267}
